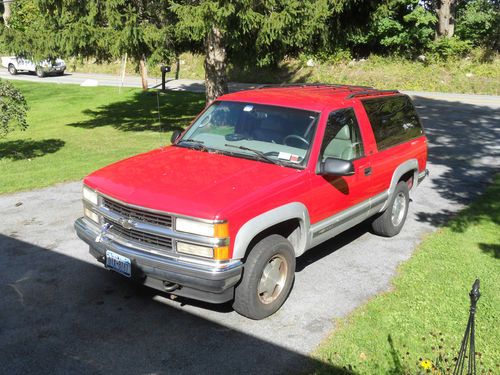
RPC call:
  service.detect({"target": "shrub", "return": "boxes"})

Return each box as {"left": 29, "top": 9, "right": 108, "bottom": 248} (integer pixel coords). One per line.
{"left": 0, "top": 79, "right": 29, "bottom": 137}
{"left": 428, "top": 37, "right": 473, "bottom": 61}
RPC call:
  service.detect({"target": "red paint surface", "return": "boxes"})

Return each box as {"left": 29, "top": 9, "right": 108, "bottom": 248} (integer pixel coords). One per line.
{"left": 84, "top": 87, "right": 428, "bottom": 256}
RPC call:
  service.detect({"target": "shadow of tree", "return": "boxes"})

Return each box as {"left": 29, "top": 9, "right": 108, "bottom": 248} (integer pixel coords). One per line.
{"left": 0, "top": 139, "right": 65, "bottom": 161}
{"left": 0, "top": 233, "right": 351, "bottom": 375}
{"left": 478, "top": 243, "right": 500, "bottom": 259}
{"left": 68, "top": 91, "right": 205, "bottom": 133}
{"left": 412, "top": 96, "right": 500, "bottom": 230}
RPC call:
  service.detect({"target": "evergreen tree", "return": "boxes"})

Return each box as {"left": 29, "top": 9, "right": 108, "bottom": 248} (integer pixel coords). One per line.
{"left": 2, "top": 0, "right": 176, "bottom": 90}
{"left": 171, "top": 0, "right": 339, "bottom": 103}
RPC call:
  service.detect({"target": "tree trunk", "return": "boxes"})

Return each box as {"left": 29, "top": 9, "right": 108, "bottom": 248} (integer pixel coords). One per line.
{"left": 175, "top": 57, "right": 180, "bottom": 80}
{"left": 139, "top": 54, "right": 148, "bottom": 91}
{"left": 204, "top": 26, "right": 228, "bottom": 105}
{"left": 3, "top": 0, "right": 11, "bottom": 27}
{"left": 435, "top": 0, "right": 457, "bottom": 39}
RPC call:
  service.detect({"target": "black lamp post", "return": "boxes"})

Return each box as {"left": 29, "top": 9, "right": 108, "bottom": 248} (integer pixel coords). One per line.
{"left": 453, "top": 279, "right": 480, "bottom": 375}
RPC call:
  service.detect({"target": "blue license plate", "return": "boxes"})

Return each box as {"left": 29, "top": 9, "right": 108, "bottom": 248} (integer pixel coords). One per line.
{"left": 105, "top": 250, "right": 131, "bottom": 277}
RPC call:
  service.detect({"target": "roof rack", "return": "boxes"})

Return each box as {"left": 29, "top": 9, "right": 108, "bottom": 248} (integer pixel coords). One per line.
{"left": 345, "top": 89, "right": 400, "bottom": 99}
{"left": 257, "top": 83, "right": 373, "bottom": 91}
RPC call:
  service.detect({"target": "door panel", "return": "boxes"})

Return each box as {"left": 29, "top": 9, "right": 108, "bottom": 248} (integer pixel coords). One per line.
{"left": 308, "top": 107, "right": 372, "bottom": 225}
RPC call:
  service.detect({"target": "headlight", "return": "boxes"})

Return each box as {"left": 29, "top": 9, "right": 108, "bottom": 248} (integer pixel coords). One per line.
{"left": 176, "top": 218, "right": 229, "bottom": 238}
{"left": 84, "top": 207, "right": 99, "bottom": 223}
{"left": 176, "top": 242, "right": 213, "bottom": 258}
{"left": 83, "top": 186, "right": 98, "bottom": 205}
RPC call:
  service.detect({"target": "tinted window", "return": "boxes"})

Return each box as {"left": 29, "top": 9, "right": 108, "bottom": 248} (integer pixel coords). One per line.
{"left": 319, "top": 108, "right": 364, "bottom": 162}
{"left": 362, "top": 95, "right": 423, "bottom": 151}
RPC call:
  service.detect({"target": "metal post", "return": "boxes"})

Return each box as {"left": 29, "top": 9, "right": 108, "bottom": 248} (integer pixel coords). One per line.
{"left": 160, "top": 65, "right": 171, "bottom": 91}
{"left": 453, "top": 279, "right": 480, "bottom": 375}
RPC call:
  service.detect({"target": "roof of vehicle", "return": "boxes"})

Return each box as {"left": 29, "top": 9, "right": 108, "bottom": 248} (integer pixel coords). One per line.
{"left": 218, "top": 84, "right": 401, "bottom": 112}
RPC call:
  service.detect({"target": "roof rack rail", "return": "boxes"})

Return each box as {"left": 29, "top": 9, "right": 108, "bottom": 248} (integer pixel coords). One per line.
{"left": 257, "top": 83, "right": 373, "bottom": 90}
{"left": 345, "top": 89, "right": 400, "bottom": 99}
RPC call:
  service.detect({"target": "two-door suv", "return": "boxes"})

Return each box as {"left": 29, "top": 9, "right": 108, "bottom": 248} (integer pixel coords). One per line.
{"left": 75, "top": 84, "right": 428, "bottom": 319}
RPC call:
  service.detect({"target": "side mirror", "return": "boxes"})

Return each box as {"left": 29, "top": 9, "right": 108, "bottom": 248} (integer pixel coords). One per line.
{"left": 320, "top": 157, "right": 354, "bottom": 176}
{"left": 171, "top": 130, "right": 182, "bottom": 144}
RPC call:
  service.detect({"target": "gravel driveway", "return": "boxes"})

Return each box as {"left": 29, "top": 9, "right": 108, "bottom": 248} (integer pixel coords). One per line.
{"left": 1, "top": 93, "right": 499, "bottom": 374}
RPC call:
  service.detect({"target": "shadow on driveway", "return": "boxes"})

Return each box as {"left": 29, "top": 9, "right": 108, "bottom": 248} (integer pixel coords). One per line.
{"left": 0, "top": 234, "right": 349, "bottom": 375}
{"left": 411, "top": 96, "right": 500, "bottom": 229}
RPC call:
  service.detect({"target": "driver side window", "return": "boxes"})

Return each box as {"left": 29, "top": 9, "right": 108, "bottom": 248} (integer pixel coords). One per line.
{"left": 319, "top": 108, "right": 364, "bottom": 163}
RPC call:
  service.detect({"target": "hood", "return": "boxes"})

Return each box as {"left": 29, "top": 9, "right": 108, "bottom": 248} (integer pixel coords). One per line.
{"left": 84, "top": 146, "right": 306, "bottom": 220}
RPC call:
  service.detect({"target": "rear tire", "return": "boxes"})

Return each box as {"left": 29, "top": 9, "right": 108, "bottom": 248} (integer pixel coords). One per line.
{"left": 371, "top": 181, "right": 409, "bottom": 237}
{"left": 36, "top": 66, "right": 46, "bottom": 78}
{"left": 233, "top": 234, "right": 295, "bottom": 320}
{"left": 8, "top": 64, "right": 17, "bottom": 75}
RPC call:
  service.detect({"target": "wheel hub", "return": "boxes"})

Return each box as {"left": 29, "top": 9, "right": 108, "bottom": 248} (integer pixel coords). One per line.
{"left": 257, "top": 254, "right": 288, "bottom": 304}
{"left": 391, "top": 192, "right": 406, "bottom": 226}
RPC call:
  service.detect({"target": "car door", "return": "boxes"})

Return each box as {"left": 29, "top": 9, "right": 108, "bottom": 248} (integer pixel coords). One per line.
{"left": 307, "top": 107, "right": 373, "bottom": 245}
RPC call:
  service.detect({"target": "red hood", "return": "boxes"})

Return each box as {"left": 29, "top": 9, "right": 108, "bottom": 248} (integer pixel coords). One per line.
{"left": 84, "top": 146, "right": 306, "bottom": 220}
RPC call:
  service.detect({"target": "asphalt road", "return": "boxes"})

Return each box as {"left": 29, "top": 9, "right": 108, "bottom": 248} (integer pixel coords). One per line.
{"left": 0, "top": 75, "right": 499, "bottom": 374}
{"left": 0, "top": 68, "right": 256, "bottom": 92}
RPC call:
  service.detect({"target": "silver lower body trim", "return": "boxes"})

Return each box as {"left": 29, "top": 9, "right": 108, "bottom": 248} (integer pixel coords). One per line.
{"left": 309, "top": 191, "right": 389, "bottom": 249}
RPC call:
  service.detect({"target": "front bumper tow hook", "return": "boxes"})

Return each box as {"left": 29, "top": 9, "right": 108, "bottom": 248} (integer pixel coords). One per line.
{"left": 163, "top": 282, "right": 180, "bottom": 292}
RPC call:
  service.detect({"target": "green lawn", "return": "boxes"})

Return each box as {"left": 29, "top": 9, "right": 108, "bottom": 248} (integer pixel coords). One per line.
{"left": 0, "top": 82, "right": 205, "bottom": 194}
{"left": 314, "top": 176, "right": 500, "bottom": 374}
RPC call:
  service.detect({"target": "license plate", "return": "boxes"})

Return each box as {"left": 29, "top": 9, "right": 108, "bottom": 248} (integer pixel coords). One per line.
{"left": 105, "top": 250, "right": 131, "bottom": 277}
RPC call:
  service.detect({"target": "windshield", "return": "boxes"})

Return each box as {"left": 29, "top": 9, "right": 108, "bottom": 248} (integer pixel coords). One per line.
{"left": 178, "top": 101, "right": 320, "bottom": 168}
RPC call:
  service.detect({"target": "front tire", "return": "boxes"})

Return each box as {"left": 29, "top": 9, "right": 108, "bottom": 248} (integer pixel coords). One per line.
{"left": 8, "top": 64, "right": 17, "bottom": 75}
{"left": 233, "top": 234, "right": 295, "bottom": 320}
{"left": 371, "top": 180, "right": 410, "bottom": 237}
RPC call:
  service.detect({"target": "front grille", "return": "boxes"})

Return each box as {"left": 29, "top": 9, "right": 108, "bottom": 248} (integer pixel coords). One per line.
{"left": 105, "top": 218, "right": 173, "bottom": 251}
{"left": 103, "top": 197, "right": 173, "bottom": 228}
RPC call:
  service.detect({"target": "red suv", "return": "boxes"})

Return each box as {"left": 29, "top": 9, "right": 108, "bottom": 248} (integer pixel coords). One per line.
{"left": 75, "top": 84, "right": 428, "bottom": 319}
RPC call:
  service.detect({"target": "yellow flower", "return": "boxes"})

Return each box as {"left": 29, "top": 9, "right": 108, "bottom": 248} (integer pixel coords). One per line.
{"left": 420, "top": 359, "right": 433, "bottom": 370}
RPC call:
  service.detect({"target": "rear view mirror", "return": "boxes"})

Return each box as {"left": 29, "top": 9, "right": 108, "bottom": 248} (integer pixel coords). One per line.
{"left": 320, "top": 158, "right": 354, "bottom": 176}
{"left": 171, "top": 130, "right": 182, "bottom": 144}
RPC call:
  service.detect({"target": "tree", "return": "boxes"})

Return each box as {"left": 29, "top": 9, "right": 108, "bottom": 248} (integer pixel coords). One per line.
{"left": 456, "top": 0, "right": 500, "bottom": 49}
{"left": 2, "top": 0, "right": 176, "bottom": 90}
{"left": 1, "top": 0, "right": 11, "bottom": 26}
{"left": 171, "top": 0, "right": 336, "bottom": 104}
{"left": 0, "top": 79, "right": 29, "bottom": 137}
{"left": 434, "top": 0, "right": 458, "bottom": 38}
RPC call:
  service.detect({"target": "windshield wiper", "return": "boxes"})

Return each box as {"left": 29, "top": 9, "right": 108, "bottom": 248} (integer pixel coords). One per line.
{"left": 224, "top": 144, "right": 283, "bottom": 166}
{"left": 178, "top": 139, "right": 208, "bottom": 151}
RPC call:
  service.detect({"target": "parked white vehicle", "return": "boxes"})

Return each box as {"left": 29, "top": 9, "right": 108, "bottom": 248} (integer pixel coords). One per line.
{"left": 1, "top": 56, "right": 66, "bottom": 77}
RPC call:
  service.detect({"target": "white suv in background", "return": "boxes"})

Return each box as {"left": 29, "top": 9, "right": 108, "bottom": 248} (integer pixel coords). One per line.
{"left": 1, "top": 56, "right": 66, "bottom": 77}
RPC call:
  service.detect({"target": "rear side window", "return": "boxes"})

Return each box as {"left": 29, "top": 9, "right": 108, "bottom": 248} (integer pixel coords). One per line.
{"left": 362, "top": 95, "right": 423, "bottom": 151}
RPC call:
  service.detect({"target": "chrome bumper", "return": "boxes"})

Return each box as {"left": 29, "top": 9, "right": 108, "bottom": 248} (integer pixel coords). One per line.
{"left": 75, "top": 217, "right": 242, "bottom": 303}
{"left": 43, "top": 66, "right": 65, "bottom": 73}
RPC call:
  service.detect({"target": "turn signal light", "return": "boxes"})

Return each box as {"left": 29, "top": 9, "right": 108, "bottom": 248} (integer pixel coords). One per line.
{"left": 213, "top": 246, "right": 230, "bottom": 260}
{"left": 214, "top": 223, "right": 230, "bottom": 238}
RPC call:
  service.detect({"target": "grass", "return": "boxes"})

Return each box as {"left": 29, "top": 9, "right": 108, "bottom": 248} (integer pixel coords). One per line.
{"left": 71, "top": 52, "right": 500, "bottom": 95}
{"left": 0, "top": 81, "right": 205, "bottom": 194}
{"left": 314, "top": 176, "right": 500, "bottom": 374}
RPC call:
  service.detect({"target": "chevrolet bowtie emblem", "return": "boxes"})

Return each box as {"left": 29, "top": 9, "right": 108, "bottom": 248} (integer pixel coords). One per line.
{"left": 95, "top": 222, "right": 113, "bottom": 243}
{"left": 120, "top": 218, "right": 134, "bottom": 230}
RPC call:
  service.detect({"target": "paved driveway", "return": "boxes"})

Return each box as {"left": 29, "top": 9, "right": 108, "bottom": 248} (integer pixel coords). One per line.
{"left": 0, "top": 93, "right": 498, "bottom": 374}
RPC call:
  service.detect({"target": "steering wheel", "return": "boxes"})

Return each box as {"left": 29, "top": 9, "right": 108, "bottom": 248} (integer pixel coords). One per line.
{"left": 283, "top": 134, "right": 309, "bottom": 148}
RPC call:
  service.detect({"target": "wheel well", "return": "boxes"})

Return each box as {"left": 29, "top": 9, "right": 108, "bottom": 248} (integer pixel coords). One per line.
{"left": 399, "top": 169, "right": 415, "bottom": 190}
{"left": 244, "top": 218, "right": 301, "bottom": 260}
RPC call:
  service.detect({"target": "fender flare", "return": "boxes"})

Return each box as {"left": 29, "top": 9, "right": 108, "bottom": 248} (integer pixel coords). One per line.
{"left": 381, "top": 159, "right": 418, "bottom": 211}
{"left": 232, "top": 202, "right": 310, "bottom": 259}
